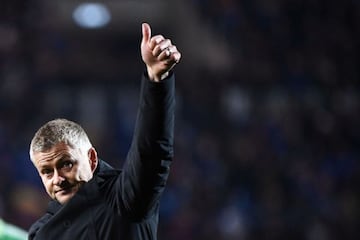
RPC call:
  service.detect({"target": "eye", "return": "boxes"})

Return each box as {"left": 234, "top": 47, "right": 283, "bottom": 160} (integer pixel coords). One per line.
{"left": 41, "top": 169, "right": 53, "bottom": 178}
{"left": 61, "top": 161, "right": 73, "bottom": 170}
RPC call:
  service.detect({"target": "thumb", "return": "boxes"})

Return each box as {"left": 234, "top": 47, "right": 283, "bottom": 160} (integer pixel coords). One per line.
{"left": 141, "top": 22, "right": 151, "bottom": 45}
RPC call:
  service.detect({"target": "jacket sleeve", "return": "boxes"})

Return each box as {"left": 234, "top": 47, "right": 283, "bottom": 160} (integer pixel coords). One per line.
{"left": 118, "top": 71, "right": 175, "bottom": 220}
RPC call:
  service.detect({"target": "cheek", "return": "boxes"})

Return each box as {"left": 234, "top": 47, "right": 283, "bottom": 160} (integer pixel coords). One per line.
{"left": 76, "top": 163, "right": 93, "bottom": 181}
{"left": 68, "top": 165, "right": 83, "bottom": 181}
{"left": 42, "top": 178, "right": 53, "bottom": 194}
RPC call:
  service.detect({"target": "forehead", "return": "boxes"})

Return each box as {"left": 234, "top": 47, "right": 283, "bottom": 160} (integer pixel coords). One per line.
{"left": 32, "top": 142, "right": 75, "bottom": 166}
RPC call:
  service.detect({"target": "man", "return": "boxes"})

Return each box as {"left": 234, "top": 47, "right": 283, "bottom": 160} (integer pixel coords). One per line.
{"left": 28, "top": 23, "right": 181, "bottom": 239}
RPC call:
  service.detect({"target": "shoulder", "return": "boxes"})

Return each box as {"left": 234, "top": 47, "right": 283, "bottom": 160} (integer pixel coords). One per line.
{"left": 95, "top": 160, "right": 121, "bottom": 181}
{"left": 28, "top": 213, "right": 52, "bottom": 239}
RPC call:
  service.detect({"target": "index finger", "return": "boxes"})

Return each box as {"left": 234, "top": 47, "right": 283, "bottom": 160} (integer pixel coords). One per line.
{"left": 149, "top": 35, "right": 165, "bottom": 51}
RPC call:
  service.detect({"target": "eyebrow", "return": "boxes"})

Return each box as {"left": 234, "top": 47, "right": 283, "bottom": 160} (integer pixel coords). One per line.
{"left": 38, "top": 153, "right": 73, "bottom": 167}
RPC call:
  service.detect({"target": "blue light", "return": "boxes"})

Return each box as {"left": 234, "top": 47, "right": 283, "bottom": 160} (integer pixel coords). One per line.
{"left": 73, "top": 3, "right": 111, "bottom": 29}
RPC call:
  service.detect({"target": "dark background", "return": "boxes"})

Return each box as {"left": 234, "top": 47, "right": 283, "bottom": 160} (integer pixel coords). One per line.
{"left": 0, "top": 0, "right": 359, "bottom": 239}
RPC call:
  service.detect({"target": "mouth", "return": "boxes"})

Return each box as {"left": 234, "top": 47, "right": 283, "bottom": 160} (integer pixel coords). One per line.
{"left": 55, "top": 185, "right": 74, "bottom": 194}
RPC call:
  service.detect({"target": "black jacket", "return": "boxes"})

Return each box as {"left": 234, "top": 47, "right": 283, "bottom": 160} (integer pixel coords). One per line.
{"left": 28, "top": 73, "right": 175, "bottom": 240}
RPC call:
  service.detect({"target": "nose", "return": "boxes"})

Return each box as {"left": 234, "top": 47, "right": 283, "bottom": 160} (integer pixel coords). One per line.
{"left": 52, "top": 169, "right": 65, "bottom": 186}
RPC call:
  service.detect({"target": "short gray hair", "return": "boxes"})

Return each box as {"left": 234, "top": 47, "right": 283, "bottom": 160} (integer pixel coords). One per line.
{"left": 29, "top": 118, "right": 92, "bottom": 161}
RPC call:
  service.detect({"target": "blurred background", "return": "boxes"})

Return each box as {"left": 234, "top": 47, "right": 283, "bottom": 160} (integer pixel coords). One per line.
{"left": 0, "top": 0, "right": 359, "bottom": 239}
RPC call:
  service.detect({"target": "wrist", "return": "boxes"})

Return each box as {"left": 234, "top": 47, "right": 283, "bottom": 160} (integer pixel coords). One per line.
{"left": 146, "top": 66, "right": 169, "bottom": 82}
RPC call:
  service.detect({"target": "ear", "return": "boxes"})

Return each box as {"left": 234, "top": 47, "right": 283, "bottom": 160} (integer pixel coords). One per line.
{"left": 88, "top": 147, "right": 98, "bottom": 173}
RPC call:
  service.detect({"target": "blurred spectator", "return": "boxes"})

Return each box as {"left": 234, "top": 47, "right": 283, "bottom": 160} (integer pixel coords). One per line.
{"left": 0, "top": 218, "right": 27, "bottom": 240}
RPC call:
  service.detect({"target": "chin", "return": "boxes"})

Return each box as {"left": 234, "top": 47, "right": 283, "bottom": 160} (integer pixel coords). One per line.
{"left": 57, "top": 192, "right": 76, "bottom": 204}
{"left": 55, "top": 187, "right": 79, "bottom": 204}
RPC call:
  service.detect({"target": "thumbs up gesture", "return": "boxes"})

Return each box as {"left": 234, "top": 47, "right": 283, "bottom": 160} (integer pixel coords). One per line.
{"left": 141, "top": 23, "right": 181, "bottom": 82}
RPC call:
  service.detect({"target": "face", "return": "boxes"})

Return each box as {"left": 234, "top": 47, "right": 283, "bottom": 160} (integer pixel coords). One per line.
{"left": 32, "top": 142, "right": 98, "bottom": 205}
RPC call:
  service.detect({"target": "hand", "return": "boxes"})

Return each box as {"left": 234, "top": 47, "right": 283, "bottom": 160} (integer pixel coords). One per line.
{"left": 141, "top": 23, "right": 181, "bottom": 82}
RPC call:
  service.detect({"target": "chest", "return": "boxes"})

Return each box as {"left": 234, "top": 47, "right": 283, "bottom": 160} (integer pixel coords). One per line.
{"left": 34, "top": 200, "right": 127, "bottom": 240}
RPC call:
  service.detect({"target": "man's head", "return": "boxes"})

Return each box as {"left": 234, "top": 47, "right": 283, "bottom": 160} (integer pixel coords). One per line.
{"left": 30, "top": 119, "right": 98, "bottom": 204}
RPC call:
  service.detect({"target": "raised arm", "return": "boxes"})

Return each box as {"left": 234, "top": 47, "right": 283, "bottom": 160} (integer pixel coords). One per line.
{"left": 118, "top": 23, "right": 181, "bottom": 219}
